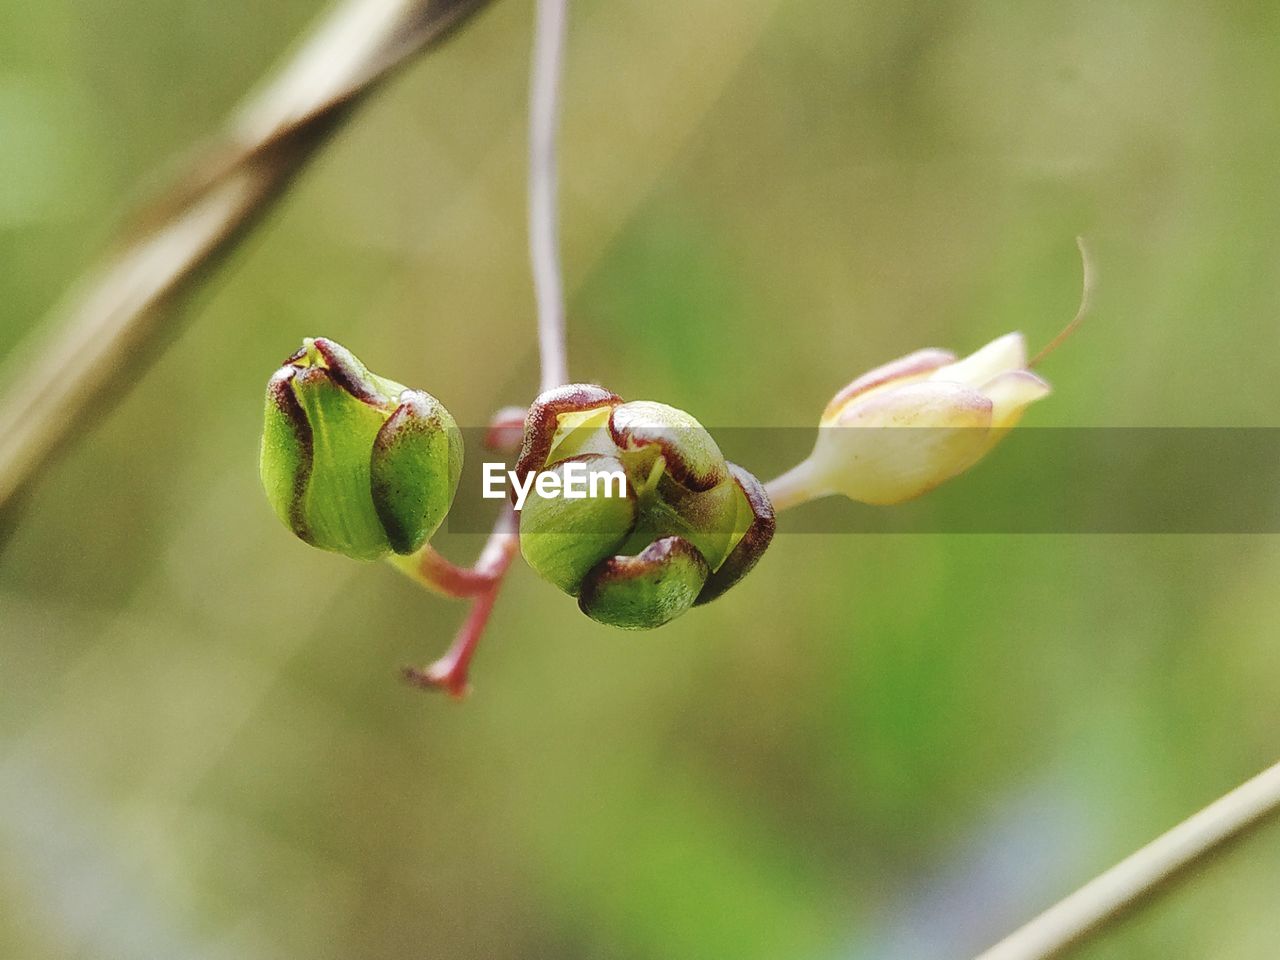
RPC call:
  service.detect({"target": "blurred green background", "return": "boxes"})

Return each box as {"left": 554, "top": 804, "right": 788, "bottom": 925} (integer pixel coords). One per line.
{"left": 3, "top": 0, "right": 1280, "bottom": 957}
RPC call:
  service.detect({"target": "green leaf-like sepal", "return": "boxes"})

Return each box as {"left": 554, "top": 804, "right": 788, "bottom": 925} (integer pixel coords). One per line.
{"left": 608, "top": 400, "right": 729, "bottom": 492}
{"left": 578, "top": 536, "right": 710, "bottom": 630}
{"left": 695, "top": 463, "right": 776, "bottom": 605}
{"left": 518, "top": 455, "right": 637, "bottom": 593}
{"left": 372, "top": 392, "right": 463, "bottom": 555}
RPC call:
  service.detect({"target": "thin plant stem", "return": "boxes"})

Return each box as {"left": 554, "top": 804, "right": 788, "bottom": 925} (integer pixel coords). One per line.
{"left": 973, "top": 758, "right": 1280, "bottom": 960}
{"left": 0, "top": 0, "right": 495, "bottom": 512}
{"left": 404, "top": 505, "right": 519, "bottom": 697}
{"left": 528, "top": 0, "right": 570, "bottom": 392}
{"left": 387, "top": 547, "right": 498, "bottom": 597}
{"left": 396, "top": 406, "right": 522, "bottom": 694}
{"left": 406, "top": 0, "right": 574, "bottom": 693}
{"left": 764, "top": 459, "right": 822, "bottom": 513}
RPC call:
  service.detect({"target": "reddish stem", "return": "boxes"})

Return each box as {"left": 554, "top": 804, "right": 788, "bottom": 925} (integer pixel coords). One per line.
{"left": 484, "top": 405, "right": 528, "bottom": 453}
{"left": 404, "top": 576, "right": 506, "bottom": 698}
{"left": 406, "top": 0, "right": 571, "bottom": 698}
{"left": 404, "top": 505, "right": 519, "bottom": 698}
{"left": 415, "top": 548, "right": 502, "bottom": 598}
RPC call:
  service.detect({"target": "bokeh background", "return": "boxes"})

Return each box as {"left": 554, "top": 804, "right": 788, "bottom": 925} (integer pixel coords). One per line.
{"left": 3, "top": 0, "right": 1280, "bottom": 957}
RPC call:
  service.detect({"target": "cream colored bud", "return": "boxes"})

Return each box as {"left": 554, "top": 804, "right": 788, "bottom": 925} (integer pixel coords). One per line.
{"left": 776, "top": 333, "right": 1050, "bottom": 508}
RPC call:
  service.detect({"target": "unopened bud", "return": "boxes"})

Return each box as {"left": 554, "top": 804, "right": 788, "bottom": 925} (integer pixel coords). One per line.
{"left": 260, "top": 337, "right": 461, "bottom": 560}
{"left": 773, "top": 332, "right": 1051, "bottom": 508}
{"left": 514, "top": 384, "right": 775, "bottom": 629}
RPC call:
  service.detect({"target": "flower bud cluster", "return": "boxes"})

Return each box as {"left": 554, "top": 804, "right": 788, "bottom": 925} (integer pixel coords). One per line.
{"left": 512, "top": 385, "right": 775, "bottom": 629}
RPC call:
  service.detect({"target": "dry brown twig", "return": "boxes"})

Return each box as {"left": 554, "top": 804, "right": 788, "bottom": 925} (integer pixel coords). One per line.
{"left": 0, "top": 0, "right": 496, "bottom": 512}
{"left": 973, "top": 758, "right": 1280, "bottom": 960}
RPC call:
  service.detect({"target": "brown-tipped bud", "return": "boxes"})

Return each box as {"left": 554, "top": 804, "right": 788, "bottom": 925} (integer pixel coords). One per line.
{"left": 515, "top": 384, "right": 774, "bottom": 628}
{"left": 260, "top": 337, "right": 461, "bottom": 561}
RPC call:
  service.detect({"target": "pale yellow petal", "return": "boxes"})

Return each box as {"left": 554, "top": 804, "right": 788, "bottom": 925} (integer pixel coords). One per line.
{"left": 810, "top": 381, "right": 994, "bottom": 504}
{"left": 929, "top": 332, "right": 1027, "bottom": 388}
{"left": 821, "top": 348, "right": 956, "bottom": 424}
{"left": 982, "top": 369, "right": 1051, "bottom": 431}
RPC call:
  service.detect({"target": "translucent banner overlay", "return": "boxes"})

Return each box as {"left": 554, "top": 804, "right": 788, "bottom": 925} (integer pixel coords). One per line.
{"left": 444, "top": 428, "right": 1280, "bottom": 534}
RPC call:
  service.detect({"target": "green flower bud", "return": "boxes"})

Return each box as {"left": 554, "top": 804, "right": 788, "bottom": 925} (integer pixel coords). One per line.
{"left": 260, "top": 337, "right": 461, "bottom": 561}
{"left": 513, "top": 384, "right": 775, "bottom": 629}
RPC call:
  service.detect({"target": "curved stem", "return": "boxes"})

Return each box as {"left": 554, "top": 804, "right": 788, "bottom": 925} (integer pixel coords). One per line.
{"left": 404, "top": 505, "right": 519, "bottom": 698}
{"left": 974, "top": 758, "right": 1280, "bottom": 960}
{"left": 408, "top": 0, "right": 571, "bottom": 696}
{"left": 1029, "top": 236, "right": 1095, "bottom": 369}
{"left": 387, "top": 546, "right": 498, "bottom": 597}
{"left": 529, "top": 0, "right": 570, "bottom": 392}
